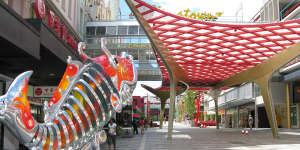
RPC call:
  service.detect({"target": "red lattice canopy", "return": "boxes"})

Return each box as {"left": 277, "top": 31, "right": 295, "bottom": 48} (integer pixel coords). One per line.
{"left": 130, "top": 0, "right": 300, "bottom": 86}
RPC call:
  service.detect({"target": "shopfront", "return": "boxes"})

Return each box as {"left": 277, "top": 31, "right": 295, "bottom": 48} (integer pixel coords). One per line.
{"left": 226, "top": 107, "right": 238, "bottom": 128}
{"left": 238, "top": 102, "right": 255, "bottom": 128}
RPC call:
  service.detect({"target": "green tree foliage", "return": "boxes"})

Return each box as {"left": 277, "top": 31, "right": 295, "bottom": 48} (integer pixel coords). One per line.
{"left": 183, "top": 91, "right": 198, "bottom": 119}
{"left": 176, "top": 101, "right": 184, "bottom": 121}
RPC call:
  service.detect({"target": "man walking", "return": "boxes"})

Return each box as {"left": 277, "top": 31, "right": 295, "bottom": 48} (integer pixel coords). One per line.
{"left": 248, "top": 115, "right": 253, "bottom": 130}
{"left": 132, "top": 119, "right": 138, "bottom": 134}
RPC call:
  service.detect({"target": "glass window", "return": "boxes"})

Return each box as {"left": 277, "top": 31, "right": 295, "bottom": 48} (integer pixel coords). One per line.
{"left": 87, "top": 38, "right": 98, "bottom": 44}
{"left": 86, "top": 27, "right": 96, "bottom": 36}
{"left": 128, "top": 49, "right": 139, "bottom": 60}
{"left": 139, "top": 49, "right": 149, "bottom": 61}
{"left": 150, "top": 51, "right": 156, "bottom": 60}
{"left": 139, "top": 27, "right": 146, "bottom": 35}
{"left": 128, "top": 26, "right": 139, "bottom": 35}
{"left": 96, "top": 27, "right": 106, "bottom": 36}
{"left": 118, "top": 26, "right": 127, "bottom": 35}
{"left": 106, "top": 26, "right": 117, "bottom": 35}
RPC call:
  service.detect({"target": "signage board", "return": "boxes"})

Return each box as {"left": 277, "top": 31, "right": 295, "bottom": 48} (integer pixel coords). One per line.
{"left": 33, "top": 86, "right": 57, "bottom": 97}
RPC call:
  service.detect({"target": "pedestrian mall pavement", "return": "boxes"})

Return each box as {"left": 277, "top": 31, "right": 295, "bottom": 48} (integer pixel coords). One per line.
{"left": 100, "top": 122, "right": 300, "bottom": 150}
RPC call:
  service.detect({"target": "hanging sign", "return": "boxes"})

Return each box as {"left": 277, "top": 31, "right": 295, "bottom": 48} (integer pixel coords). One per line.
{"left": 34, "top": 0, "right": 45, "bottom": 19}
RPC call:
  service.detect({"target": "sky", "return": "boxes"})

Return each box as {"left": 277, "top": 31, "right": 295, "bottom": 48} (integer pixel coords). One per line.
{"left": 121, "top": 0, "right": 264, "bottom": 22}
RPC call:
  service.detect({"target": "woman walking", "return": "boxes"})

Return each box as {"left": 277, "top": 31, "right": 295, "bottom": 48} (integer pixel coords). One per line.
{"left": 108, "top": 119, "right": 117, "bottom": 150}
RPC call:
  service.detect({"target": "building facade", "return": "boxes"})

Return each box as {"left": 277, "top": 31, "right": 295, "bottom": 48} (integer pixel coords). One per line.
{"left": 85, "top": 20, "right": 162, "bottom": 81}
{"left": 205, "top": 0, "right": 300, "bottom": 130}
{"left": 0, "top": 0, "right": 102, "bottom": 149}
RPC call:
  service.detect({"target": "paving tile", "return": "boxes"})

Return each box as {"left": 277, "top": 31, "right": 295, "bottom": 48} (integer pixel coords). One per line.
{"left": 100, "top": 122, "right": 300, "bottom": 150}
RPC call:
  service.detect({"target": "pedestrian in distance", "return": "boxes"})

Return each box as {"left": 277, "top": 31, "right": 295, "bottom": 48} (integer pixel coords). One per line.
{"left": 248, "top": 115, "right": 253, "bottom": 131}
{"left": 150, "top": 119, "right": 153, "bottom": 127}
{"left": 108, "top": 119, "right": 117, "bottom": 150}
{"left": 144, "top": 118, "right": 148, "bottom": 131}
{"left": 140, "top": 119, "right": 145, "bottom": 135}
{"left": 132, "top": 119, "right": 138, "bottom": 135}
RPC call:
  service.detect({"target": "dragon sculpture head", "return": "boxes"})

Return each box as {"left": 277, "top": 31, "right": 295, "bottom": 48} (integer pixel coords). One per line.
{"left": 77, "top": 39, "right": 137, "bottom": 112}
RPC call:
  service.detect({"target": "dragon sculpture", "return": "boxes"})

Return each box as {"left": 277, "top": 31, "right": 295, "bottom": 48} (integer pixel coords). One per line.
{"left": 0, "top": 39, "right": 137, "bottom": 150}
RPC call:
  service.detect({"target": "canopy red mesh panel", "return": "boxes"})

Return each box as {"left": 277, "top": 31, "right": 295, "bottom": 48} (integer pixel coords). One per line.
{"left": 131, "top": 0, "right": 300, "bottom": 86}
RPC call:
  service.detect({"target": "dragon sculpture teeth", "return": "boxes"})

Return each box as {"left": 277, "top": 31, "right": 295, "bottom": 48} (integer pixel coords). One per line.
{"left": 0, "top": 40, "right": 137, "bottom": 150}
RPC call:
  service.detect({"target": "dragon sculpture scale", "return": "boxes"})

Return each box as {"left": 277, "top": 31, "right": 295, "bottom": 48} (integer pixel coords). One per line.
{"left": 0, "top": 39, "right": 137, "bottom": 150}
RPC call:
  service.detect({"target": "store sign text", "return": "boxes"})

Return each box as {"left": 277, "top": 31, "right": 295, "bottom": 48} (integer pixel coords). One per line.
{"left": 152, "top": 5, "right": 223, "bottom": 21}
{"left": 34, "top": 86, "right": 57, "bottom": 98}
{"left": 177, "top": 9, "right": 223, "bottom": 21}
{"left": 34, "top": 0, "right": 78, "bottom": 51}
{"left": 120, "top": 43, "right": 151, "bottom": 49}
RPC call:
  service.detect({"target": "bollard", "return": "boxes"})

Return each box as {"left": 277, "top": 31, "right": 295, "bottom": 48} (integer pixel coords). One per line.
{"left": 245, "top": 130, "right": 248, "bottom": 135}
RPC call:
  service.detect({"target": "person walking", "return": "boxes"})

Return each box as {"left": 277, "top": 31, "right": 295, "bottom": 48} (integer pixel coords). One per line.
{"left": 150, "top": 119, "right": 153, "bottom": 127}
{"left": 108, "top": 119, "right": 117, "bottom": 150}
{"left": 140, "top": 119, "right": 145, "bottom": 135}
{"left": 164, "top": 116, "right": 167, "bottom": 124}
{"left": 144, "top": 118, "right": 148, "bottom": 131}
{"left": 132, "top": 119, "right": 138, "bottom": 135}
{"left": 248, "top": 115, "right": 253, "bottom": 131}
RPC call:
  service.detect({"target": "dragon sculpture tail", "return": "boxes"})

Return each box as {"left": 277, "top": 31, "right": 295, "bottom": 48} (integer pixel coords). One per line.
{"left": 0, "top": 40, "right": 137, "bottom": 150}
